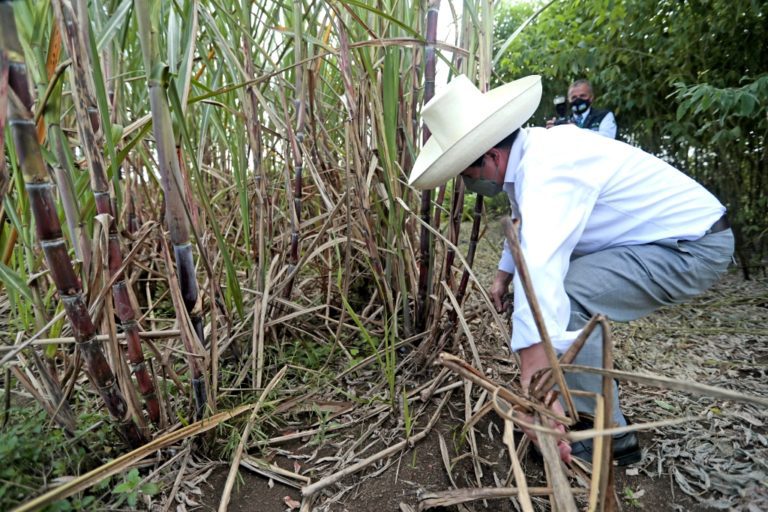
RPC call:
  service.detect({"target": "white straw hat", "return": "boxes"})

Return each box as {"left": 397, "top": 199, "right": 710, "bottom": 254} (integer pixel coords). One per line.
{"left": 408, "top": 75, "right": 542, "bottom": 190}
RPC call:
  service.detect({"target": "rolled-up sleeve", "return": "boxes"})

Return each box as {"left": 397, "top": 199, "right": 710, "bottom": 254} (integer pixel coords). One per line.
{"left": 498, "top": 237, "right": 517, "bottom": 274}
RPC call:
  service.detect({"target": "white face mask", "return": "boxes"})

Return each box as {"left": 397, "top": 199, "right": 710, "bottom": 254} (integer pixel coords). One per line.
{"left": 462, "top": 176, "right": 504, "bottom": 196}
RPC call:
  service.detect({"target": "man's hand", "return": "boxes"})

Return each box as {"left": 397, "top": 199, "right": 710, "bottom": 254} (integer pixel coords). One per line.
{"left": 545, "top": 117, "right": 556, "bottom": 129}
{"left": 518, "top": 343, "right": 572, "bottom": 463}
{"left": 518, "top": 395, "right": 572, "bottom": 463}
{"left": 490, "top": 270, "right": 513, "bottom": 312}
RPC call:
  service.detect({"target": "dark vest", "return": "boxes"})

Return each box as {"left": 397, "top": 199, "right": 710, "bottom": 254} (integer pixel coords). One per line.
{"left": 573, "top": 107, "right": 616, "bottom": 137}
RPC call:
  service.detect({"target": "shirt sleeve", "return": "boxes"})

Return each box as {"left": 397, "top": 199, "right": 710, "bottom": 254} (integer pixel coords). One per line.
{"left": 599, "top": 112, "right": 617, "bottom": 139}
{"left": 498, "top": 237, "right": 517, "bottom": 274}
{"left": 510, "top": 167, "right": 600, "bottom": 352}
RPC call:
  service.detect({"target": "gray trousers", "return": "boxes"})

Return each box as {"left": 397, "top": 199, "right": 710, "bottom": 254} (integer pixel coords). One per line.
{"left": 561, "top": 229, "right": 735, "bottom": 426}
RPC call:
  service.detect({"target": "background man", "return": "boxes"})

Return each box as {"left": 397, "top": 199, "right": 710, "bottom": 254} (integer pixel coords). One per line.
{"left": 409, "top": 75, "right": 733, "bottom": 464}
{"left": 546, "top": 78, "right": 617, "bottom": 139}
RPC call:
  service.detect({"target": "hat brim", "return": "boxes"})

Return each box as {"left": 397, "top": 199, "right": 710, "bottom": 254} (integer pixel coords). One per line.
{"left": 409, "top": 76, "right": 542, "bottom": 190}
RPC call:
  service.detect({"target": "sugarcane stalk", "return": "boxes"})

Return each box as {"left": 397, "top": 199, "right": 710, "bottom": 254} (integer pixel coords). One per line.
{"left": 442, "top": 174, "right": 466, "bottom": 289}
{"left": 41, "top": 20, "right": 90, "bottom": 269}
{"left": 1, "top": 21, "right": 79, "bottom": 432}
{"left": 451, "top": 193, "right": 483, "bottom": 316}
{"left": 0, "top": 43, "right": 9, "bottom": 202}
{"left": 1, "top": 1, "right": 145, "bottom": 447}
{"left": 241, "top": 31, "right": 266, "bottom": 292}
{"left": 283, "top": 0, "right": 306, "bottom": 300}
{"left": 427, "top": 0, "right": 447, "bottom": 232}
{"left": 416, "top": 0, "right": 440, "bottom": 331}
{"left": 134, "top": 0, "right": 206, "bottom": 418}
{"left": 240, "top": 18, "right": 268, "bottom": 387}
{"left": 52, "top": 0, "right": 160, "bottom": 425}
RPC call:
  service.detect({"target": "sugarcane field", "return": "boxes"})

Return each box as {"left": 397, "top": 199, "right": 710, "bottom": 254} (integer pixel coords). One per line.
{"left": 1, "top": 0, "right": 767, "bottom": 511}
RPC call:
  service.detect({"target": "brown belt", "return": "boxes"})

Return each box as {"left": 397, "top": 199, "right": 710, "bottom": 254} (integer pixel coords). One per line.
{"left": 705, "top": 214, "right": 730, "bottom": 235}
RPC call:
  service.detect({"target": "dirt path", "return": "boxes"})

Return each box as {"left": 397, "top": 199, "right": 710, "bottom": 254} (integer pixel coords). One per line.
{"left": 198, "top": 220, "right": 767, "bottom": 511}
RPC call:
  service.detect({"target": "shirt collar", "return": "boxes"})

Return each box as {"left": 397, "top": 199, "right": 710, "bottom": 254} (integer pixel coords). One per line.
{"left": 503, "top": 128, "right": 527, "bottom": 186}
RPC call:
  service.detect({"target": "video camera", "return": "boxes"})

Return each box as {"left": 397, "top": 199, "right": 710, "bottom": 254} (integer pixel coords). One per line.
{"left": 553, "top": 95, "right": 570, "bottom": 126}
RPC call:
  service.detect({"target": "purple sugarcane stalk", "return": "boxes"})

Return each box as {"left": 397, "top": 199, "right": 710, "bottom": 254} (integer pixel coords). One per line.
{"left": 2, "top": 2, "right": 145, "bottom": 447}
{"left": 52, "top": 0, "right": 160, "bottom": 425}
{"left": 416, "top": 0, "right": 440, "bottom": 331}
{"left": 451, "top": 194, "right": 483, "bottom": 319}
{"left": 134, "top": 0, "right": 207, "bottom": 418}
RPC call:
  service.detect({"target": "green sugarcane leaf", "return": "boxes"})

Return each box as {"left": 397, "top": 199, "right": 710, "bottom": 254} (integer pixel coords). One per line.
{"left": 44, "top": 342, "right": 58, "bottom": 359}
{"left": 173, "top": 0, "right": 198, "bottom": 108}
{"left": 336, "top": 0, "right": 421, "bottom": 38}
{"left": 3, "top": 194, "right": 33, "bottom": 249}
{"left": 96, "top": 0, "right": 133, "bottom": 51}
{"left": 86, "top": 16, "right": 122, "bottom": 212}
{"left": 0, "top": 262, "right": 34, "bottom": 303}
{"left": 112, "top": 121, "right": 153, "bottom": 170}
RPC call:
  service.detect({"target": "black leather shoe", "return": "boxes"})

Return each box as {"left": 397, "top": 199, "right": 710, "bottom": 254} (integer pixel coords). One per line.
{"left": 570, "top": 416, "right": 642, "bottom": 466}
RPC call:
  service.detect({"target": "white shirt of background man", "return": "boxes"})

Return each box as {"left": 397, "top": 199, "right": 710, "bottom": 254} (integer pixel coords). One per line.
{"left": 575, "top": 107, "right": 617, "bottom": 139}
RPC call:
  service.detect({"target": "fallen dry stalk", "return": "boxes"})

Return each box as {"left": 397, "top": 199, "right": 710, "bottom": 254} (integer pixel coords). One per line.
{"left": 568, "top": 415, "right": 699, "bottom": 441}
{"left": 240, "top": 454, "right": 311, "bottom": 488}
{"left": 439, "top": 352, "right": 569, "bottom": 428}
{"left": 537, "top": 420, "right": 578, "bottom": 512}
{"left": 419, "top": 486, "right": 588, "bottom": 509}
{"left": 301, "top": 390, "right": 453, "bottom": 497}
{"left": 563, "top": 365, "right": 768, "bottom": 407}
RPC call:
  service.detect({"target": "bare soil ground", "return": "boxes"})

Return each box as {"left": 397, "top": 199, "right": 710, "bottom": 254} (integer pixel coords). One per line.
{"left": 197, "top": 221, "right": 768, "bottom": 512}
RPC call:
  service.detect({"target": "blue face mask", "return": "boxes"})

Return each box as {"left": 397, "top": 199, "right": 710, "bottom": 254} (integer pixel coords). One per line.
{"left": 571, "top": 97, "right": 591, "bottom": 114}
{"left": 462, "top": 176, "right": 504, "bottom": 197}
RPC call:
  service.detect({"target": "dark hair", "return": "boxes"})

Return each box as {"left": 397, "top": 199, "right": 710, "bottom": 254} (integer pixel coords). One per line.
{"left": 467, "top": 129, "right": 520, "bottom": 169}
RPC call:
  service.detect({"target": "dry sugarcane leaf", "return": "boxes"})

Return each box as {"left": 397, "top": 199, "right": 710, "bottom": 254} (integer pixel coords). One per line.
{"left": 731, "top": 409, "right": 765, "bottom": 427}
{"left": 502, "top": 419, "right": 534, "bottom": 512}
{"left": 437, "top": 432, "right": 458, "bottom": 489}
{"left": 587, "top": 394, "right": 615, "bottom": 512}
{"left": 463, "top": 381, "right": 484, "bottom": 483}
{"left": 302, "top": 390, "right": 452, "bottom": 497}
{"left": 500, "top": 216, "right": 577, "bottom": 419}
{"left": 672, "top": 466, "right": 701, "bottom": 497}
{"left": 536, "top": 418, "right": 578, "bottom": 512}
{"left": 240, "top": 455, "right": 311, "bottom": 488}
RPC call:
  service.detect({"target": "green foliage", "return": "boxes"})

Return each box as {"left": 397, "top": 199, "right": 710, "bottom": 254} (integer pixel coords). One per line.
{"left": 495, "top": 0, "right": 768, "bottom": 274}
{"left": 0, "top": 406, "right": 112, "bottom": 510}
{"left": 622, "top": 486, "right": 644, "bottom": 508}
{"left": 308, "top": 408, "right": 342, "bottom": 447}
{"left": 402, "top": 386, "right": 412, "bottom": 438}
{"left": 112, "top": 468, "right": 160, "bottom": 509}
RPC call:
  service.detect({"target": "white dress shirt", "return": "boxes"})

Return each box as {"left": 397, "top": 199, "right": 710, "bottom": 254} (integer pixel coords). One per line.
{"left": 499, "top": 126, "right": 725, "bottom": 352}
